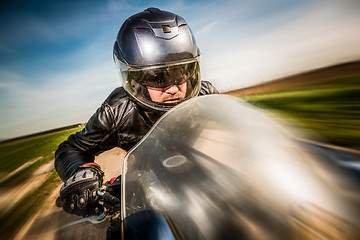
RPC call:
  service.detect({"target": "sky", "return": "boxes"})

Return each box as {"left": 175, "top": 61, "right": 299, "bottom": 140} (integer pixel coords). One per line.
{"left": 0, "top": 0, "right": 359, "bottom": 139}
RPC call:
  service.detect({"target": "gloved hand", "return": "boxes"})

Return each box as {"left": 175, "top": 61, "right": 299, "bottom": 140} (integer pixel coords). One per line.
{"left": 56, "top": 163, "right": 104, "bottom": 217}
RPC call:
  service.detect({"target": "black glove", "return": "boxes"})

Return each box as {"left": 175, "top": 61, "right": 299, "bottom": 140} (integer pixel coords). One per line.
{"left": 56, "top": 163, "right": 104, "bottom": 217}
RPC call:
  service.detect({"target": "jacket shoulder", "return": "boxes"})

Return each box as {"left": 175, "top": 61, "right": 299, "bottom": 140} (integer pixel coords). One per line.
{"left": 104, "top": 87, "right": 129, "bottom": 106}
{"left": 200, "top": 81, "right": 219, "bottom": 95}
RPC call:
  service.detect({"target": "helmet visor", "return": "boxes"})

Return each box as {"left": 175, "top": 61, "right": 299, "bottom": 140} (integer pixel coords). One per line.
{"left": 116, "top": 58, "right": 201, "bottom": 111}
{"left": 128, "top": 61, "right": 197, "bottom": 88}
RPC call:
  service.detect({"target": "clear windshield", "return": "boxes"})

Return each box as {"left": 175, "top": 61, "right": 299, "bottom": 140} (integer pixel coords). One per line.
{"left": 121, "top": 95, "right": 360, "bottom": 239}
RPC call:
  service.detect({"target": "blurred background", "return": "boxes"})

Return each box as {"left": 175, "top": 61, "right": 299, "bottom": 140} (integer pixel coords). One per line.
{"left": 0, "top": 0, "right": 360, "bottom": 239}
{"left": 1, "top": 0, "right": 359, "bottom": 139}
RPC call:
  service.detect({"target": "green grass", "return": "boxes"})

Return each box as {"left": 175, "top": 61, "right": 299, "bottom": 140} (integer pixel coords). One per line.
{"left": 0, "top": 153, "right": 55, "bottom": 188}
{"left": 242, "top": 75, "right": 360, "bottom": 149}
{"left": 0, "top": 127, "right": 82, "bottom": 175}
{"left": 0, "top": 169, "right": 62, "bottom": 240}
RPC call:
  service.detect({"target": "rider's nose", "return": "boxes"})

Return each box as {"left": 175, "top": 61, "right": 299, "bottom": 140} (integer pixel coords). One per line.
{"left": 165, "top": 85, "right": 179, "bottom": 94}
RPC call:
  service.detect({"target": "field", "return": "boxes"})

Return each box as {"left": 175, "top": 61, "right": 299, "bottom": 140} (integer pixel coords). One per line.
{"left": 227, "top": 61, "right": 360, "bottom": 150}
{"left": 0, "top": 127, "right": 82, "bottom": 175}
{"left": 0, "top": 127, "right": 83, "bottom": 188}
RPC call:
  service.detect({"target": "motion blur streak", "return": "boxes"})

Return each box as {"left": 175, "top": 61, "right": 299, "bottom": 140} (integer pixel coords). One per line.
{"left": 290, "top": 203, "right": 360, "bottom": 239}
{"left": 123, "top": 95, "right": 360, "bottom": 239}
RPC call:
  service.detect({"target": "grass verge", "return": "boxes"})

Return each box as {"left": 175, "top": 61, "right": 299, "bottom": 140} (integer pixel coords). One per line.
{"left": 0, "top": 127, "right": 82, "bottom": 175}
{"left": 0, "top": 153, "right": 55, "bottom": 188}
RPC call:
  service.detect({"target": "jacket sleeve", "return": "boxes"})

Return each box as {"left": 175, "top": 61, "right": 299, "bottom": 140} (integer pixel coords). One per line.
{"left": 55, "top": 102, "right": 119, "bottom": 181}
{"left": 200, "top": 81, "right": 219, "bottom": 95}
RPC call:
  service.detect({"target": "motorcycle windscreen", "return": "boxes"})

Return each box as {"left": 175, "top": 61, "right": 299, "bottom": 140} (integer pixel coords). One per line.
{"left": 121, "top": 95, "right": 360, "bottom": 240}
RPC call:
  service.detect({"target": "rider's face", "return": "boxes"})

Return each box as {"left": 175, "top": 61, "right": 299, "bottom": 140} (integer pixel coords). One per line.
{"left": 147, "top": 82, "right": 187, "bottom": 103}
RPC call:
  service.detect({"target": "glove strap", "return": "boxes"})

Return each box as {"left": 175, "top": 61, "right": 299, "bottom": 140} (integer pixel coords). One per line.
{"left": 82, "top": 162, "right": 101, "bottom": 168}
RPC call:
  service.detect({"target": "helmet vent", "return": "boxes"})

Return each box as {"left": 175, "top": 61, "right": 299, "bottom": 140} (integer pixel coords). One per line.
{"left": 145, "top": 7, "right": 161, "bottom": 14}
{"left": 162, "top": 25, "right": 171, "bottom": 33}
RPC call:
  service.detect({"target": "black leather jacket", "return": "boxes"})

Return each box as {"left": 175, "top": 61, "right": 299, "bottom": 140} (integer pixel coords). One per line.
{"left": 55, "top": 81, "right": 218, "bottom": 181}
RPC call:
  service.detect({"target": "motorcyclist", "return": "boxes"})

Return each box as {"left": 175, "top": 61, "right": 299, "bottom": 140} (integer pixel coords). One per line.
{"left": 55, "top": 8, "right": 218, "bottom": 218}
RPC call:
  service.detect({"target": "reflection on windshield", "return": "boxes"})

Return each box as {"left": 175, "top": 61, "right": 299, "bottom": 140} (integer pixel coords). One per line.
{"left": 122, "top": 95, "right": 360, "bottom": 239}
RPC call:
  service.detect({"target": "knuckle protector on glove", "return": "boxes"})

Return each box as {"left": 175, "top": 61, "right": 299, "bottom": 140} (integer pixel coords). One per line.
{"left": 59, "top": 167, "right": 104, "bottom": 215}
{"left": 61, "top": 168, "right": 102, "bottom": 195}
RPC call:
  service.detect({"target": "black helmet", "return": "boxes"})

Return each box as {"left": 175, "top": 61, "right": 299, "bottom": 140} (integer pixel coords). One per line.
{"left": 113, "top": 8, "right": 201, "bottom": 112}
